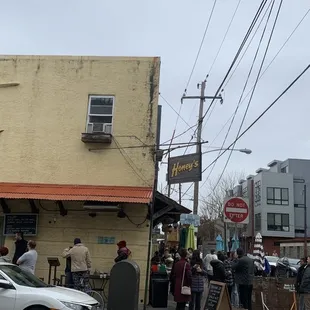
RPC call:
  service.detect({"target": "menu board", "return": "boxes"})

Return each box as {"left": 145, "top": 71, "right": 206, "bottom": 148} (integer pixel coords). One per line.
{"left": 204, "top": 281, "right": 231, "bottom": 310}
{"left": 3, "top": 214, "right": 38, "bottom": 236}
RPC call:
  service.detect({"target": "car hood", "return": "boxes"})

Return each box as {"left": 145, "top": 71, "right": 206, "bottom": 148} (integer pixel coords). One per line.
{"left": 31, "top": 286, "right": 97, "bottom": 304}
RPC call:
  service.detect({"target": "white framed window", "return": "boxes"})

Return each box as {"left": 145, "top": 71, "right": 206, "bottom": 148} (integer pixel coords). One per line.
{"left": 86, "top": 95, "right": 114, "bottom": 134}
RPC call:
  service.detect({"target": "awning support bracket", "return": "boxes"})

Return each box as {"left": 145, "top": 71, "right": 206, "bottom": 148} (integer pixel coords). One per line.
{"left": 57, "top": 201, "right": 67, "bottom": 216}
{"left": 153, "top": 205, "right": 174, "bottom": 220}
{"left": 29, "top": 199, "right": 39, "bottom": 213}
{"left": 0, "top": 199, "right": 10, "bottom": 213}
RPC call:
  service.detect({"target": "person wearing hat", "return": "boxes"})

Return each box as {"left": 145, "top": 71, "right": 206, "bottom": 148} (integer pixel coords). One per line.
{"left": 63, "top": 238, "right": 92, "bottom": 293}
{"left": 115, "top": 240, "right": 131, "bottom": 263}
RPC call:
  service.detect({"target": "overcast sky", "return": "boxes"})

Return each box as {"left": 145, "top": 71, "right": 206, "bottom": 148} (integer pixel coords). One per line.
{"left": 1, "top": 0, "right": 309, "bottom": 209}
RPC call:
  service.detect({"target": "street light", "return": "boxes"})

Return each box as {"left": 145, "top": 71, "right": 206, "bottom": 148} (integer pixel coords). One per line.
{"left": 202, "top": 148, "right": 252, "bottom": 155}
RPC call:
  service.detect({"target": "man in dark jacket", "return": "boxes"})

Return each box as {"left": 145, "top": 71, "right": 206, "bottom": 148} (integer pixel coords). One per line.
{"left": 232, "top": 248, "right": 254, "bottom": 310}
{"left": 298, "top": 256, "right": 310, "bottom": 310}
{"left": 12, "top": 232, "right": 28, "bottom": 265}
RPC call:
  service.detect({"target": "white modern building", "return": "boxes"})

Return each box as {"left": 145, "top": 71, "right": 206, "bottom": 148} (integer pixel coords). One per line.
{"left": 232, "top": 158, "right": 310, "bottom": 254}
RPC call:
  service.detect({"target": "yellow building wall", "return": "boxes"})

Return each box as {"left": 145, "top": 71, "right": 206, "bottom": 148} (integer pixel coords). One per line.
{"left": 4, "top": 200, "right": 149, "bottom": 303}
{"left": 0, "top": 55, "right": 160, "bottom": 188}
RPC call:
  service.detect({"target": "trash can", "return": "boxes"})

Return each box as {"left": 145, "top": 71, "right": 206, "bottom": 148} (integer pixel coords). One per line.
{"left": 149, "top": 272, "right": 169, "bottom": 308}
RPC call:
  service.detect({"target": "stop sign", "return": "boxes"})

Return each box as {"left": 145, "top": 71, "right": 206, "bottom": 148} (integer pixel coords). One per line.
{"left": 224, "top": 197, "right": 249, "bottom": 224}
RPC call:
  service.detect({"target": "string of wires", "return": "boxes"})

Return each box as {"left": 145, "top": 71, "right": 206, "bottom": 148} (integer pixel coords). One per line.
{"left": 210, "top": 0, "right": 283, "bottom": 193}
{"left": 203, "top": 5, "right": 310, "bottom": 159}
{"left": 202, "top": 0, "right": 279, "bottom": 191}
{"left": 166, "top": 0, "right": 218, "bottom": 157}
{"left": 191, "top": 0, "right": 268, "bottom": 138}
{"left": 181, "top": 64, "right": 310, "bottom": 198}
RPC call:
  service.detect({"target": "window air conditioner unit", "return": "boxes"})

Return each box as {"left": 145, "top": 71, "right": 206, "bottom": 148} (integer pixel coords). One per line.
{"left": 90, "top": 123, "right": 112, "bottom": 134}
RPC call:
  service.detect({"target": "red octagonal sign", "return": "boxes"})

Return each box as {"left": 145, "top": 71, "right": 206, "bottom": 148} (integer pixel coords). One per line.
{"left": 224, "top": 197, "right": 249, "bottom": 224}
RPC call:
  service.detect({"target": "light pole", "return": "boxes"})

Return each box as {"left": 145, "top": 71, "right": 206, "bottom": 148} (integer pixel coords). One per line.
{"left": 202, "top": 148, "right": 252, "bottom": 155}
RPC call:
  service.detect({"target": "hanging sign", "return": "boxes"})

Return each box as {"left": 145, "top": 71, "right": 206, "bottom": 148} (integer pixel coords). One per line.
{"left": 167, "top": 153, "right": 202, "bottom": 185}
{"left": 180, "top": 214, "right": 200, "bottom": 226}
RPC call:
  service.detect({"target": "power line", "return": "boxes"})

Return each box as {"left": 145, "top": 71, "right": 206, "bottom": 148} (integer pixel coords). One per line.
{"left": 182, "top": 64, "right": 310, "bottom": 198}
{"left": 193, "top": 0, "right": 268, "bottom": 136}
{"left": 183, "top": 0, "right": 218, "bottom": 95}
{"left": 208, "top": 0, "right": 242, "bottom": 75}
{"left": 221, "top": 0, "right": 274, "bottom": 90}
{"left": 211, "top": 0, "right": 282, "bottom": 193}
{"left": 168, "top": 0, "right": 218, "bottom": 155}
{"left": 159, "top": 93, "right": 194, "bottom": 130}
{"left": 203, "top": 6, "right": 310, "bottom": 157}
{"left": 204, "top": 0, "right": 277, "bottom": 190}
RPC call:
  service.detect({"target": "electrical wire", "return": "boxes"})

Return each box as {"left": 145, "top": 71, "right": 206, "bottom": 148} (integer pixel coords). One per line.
{"left": 168, "top": 0, "right": 218, "bottom": 157}
{"left": 208, "top": 0, "right": 242, "bottom": 75}
{"left": 203, "top": 6, "right": 310, "bottom": 156}
{"left": 160, "top": 93, "right": 193, "bottom": 130}
{"left": 183, "top": 0, "right": 218, "bottom": 95}
{"left": 203, "top": 0, "right": 277, "bottom": 191}
{"left": 195, "top": 0, "right": 268, "bottom": 132}
{"left": 210, "top": 0, "right": 281, "bottom": 194}
{"left": 182, "top": 64, "right": 310, "bottom": 198}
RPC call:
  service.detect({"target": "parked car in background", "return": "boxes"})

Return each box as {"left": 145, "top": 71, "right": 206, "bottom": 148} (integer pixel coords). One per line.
{"left": 265, "top": 256, "right": 279, "bottom": 277}
{"left": 0, "top": 263, "right": 101, "bottom": 310}
{"left": 275, "top": 257, "right": 300, "bottom": 278}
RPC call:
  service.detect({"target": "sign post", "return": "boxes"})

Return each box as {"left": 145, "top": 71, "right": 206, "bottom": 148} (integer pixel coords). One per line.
{"left": 224, "top": 197, "right": 249, "bottom": 224}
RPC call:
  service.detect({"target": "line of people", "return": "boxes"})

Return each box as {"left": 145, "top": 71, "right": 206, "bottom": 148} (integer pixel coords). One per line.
{"left": 168, "top": 247, "right": 254, "bottom": 310}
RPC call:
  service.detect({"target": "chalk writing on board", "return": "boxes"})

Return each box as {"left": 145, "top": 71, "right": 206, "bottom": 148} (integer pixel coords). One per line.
{"left": 204, "top": 282, "right": 222, "bottom": 310}
{"left": 3, "top": 214, "right": 38, "bottom": 236}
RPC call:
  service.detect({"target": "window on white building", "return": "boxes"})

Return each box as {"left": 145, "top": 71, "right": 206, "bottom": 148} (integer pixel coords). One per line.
{"left": 86, "top": 96, "right": 114, "bottom": 134}
{"left": 267, "top": 187, "right": 289, "bottom": 205}
{"left": 267, "top": 213, "right": 289, "bottom": 231}
{"left": 255, "top": 213, "right": 261, "bottom": 231}
{"left": 254, "top": 181, "right": 261, "bottom": 206}
{"left": 242, "top": 187, "right": 248, "bottom": 198}
{"left": 281, "top": 166, "right": 288, "bottom": 173}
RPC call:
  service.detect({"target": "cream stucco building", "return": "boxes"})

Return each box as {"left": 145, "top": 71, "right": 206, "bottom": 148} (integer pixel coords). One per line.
{"left": 0, "top": 55, "right": 161, "bottom": 303}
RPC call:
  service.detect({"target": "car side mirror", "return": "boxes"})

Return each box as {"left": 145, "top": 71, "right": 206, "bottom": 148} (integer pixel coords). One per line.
{"left": 0, "top": 279, "right": 14, "bottom": 289}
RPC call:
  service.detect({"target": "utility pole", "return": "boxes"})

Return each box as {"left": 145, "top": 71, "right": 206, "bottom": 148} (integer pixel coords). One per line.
{"left": 181, "top": 79, "right": 222, "bottom": 215}
{"left": 304, "top": 184, "right": 307, "bottom": 258}
{"left": 179, "top": 183, "right": 182, "bottom": 204}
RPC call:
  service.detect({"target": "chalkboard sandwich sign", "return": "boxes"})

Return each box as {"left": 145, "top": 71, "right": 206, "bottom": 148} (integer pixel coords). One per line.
{"left": 204, "top": 281, "right": 232, "bottom": 310}
{"left": 3, "top": 214, "right": 38, "bottom": 236}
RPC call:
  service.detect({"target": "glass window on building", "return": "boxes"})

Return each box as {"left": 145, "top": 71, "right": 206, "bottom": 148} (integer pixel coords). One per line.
{"left": 267, "top": 213, "right": 290, "bottom": 231}
{"left": 267, "top": 187, "right": 289, "bottom": 205}
{"left": 254, "top": 181, "right": 261, "bottom": 206}
{"left": 255, "top": 213, "right": 261, "bottom": 231}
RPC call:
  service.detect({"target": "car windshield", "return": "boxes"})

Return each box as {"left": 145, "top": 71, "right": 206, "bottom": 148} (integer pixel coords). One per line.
{"left": 265, "top": 256, "right": 278, "bottom": 263}
{"left": 0, "top": 265, "right": 48, "bottom": 288}
{"left": 288, "top": 259, "right": 300, "bottom": 265}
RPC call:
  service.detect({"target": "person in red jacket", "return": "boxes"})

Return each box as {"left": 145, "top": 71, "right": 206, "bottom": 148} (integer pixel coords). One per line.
{"left": 171, "top": 248, "right": 192, "bottom": 310}
{"left": 114, "top": 240, "right": 131, "bottom": 263}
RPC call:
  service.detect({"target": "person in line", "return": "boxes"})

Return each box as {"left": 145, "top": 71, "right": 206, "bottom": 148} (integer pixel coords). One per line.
{"left": 229, "top": 251, "right": 239, "bottom": 308}
{"left": 63, "top": 238, "right": 92, "bottom": 293}
{"left": 232, "top": 248, "right": 254, "bottom": 310}
{"left": 204, "top": 249, "right": 217, "bottom": 284}
{"left": 0, "top": 247, "right": 11, "bottom": 263}
{"left": 114, "top": 240, "right": 131, "bottom": 263}
{"left": 189, "top": 250, "right": 206, "bottom": 310}
{"left": 12, "top": 232, "right": 28, "bottom": 265}
{"left": 223, "top": 254, "right": 234, "bottom": 297}
{"left": 297, "top": 256, "right": 310, "bottom": 310}
{"left": 171, "top": 248, "right": 192, "bottom": 310}
{"left": 64, "top": 246, "right": 73, "bottom": 288}
{"left": 272, "top": 250, "right": 278, "bottom": 257}
{"left": 161, "top": 248, "right": 170, "bottom": 264}
{"left": 210, "top": 252, "right": 226, "bottom": 282}
{"left": 151, "top": 251, "right": 161, "bottom": 265}
{"left": 187, "top": 248, "right": 194, "bottom": 259}
{"left": 17, "top": 240, "right": 38, "bottom": 274}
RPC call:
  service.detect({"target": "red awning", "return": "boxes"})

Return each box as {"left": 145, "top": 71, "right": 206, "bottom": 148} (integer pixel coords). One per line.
{"left": 0, "top": 182, "right": 152, "bottom": 204}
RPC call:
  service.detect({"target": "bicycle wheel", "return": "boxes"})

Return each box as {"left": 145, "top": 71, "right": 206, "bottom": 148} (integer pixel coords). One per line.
{"left": 89, "top": 290, "right": 105, "bottom": 310}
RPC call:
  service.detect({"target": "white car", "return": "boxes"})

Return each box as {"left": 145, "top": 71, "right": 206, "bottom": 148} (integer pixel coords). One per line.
{"left": 0, "top": 263, "right": 101, "bottom": 310}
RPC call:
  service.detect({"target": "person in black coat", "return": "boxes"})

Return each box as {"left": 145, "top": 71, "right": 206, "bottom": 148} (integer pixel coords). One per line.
{"left": 232, "top": 248, "right": 254, "bottom": 310}
{"left": 12, "top": 232, "right": 28, "bottom": 265}
{"left": 210, "top": 252, "right": 226, "bottom": 282}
